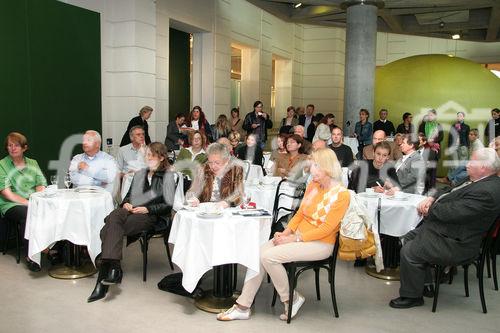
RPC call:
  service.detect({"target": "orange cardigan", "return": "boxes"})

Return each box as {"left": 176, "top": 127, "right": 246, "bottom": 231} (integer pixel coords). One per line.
{"left": 287, "top": 182, "right": 350, "bottom": 244}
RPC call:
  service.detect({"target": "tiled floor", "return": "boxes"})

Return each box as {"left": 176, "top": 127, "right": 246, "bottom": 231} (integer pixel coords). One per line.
{"left": 1, "top": 240, "right": 499, "bottom": 333}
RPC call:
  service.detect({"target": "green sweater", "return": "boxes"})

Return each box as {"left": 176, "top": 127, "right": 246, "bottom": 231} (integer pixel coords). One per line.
{"left": 0, "top": 156, "right": 47, "bottom": 215}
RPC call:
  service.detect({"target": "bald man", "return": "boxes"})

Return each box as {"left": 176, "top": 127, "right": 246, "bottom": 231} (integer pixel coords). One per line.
{"left": 363, "top": 130, "right": 396, "bottom": 160}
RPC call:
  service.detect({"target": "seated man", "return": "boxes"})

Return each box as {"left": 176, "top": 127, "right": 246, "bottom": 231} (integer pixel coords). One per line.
{"left": 362, "top": 130, "right": 396, "bottom": 161}
{"left": 329, "top": 127, "right": 354, "bottom": 168}
{"left": 69, "top": 130, "right": 118, "bottom": 193}
{"left": 389, "top": 148, "right": 500, "bottom": 309}
{"left": 116, "top": 125, "right": 146, "bottom": 176}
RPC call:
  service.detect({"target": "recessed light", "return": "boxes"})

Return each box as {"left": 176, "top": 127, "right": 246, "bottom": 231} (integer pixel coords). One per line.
{"left": 452, "top": 34, "right": 460, "bottom": 40}
{"left": 294, "top": 3, "right": 302, "bottom": 8}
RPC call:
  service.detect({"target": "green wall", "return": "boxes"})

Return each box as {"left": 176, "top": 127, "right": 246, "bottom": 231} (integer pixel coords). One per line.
{"left": 0, "top": 0, "right": 101, "bottom": 176}
{"left": 375, "top": 54, "right": 500, "bottom": 174}
{"left": 168, "top": 28, "right": 190, "bottom": 122}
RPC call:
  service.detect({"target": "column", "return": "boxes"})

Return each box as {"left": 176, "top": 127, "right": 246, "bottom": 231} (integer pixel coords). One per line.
{"left": 342, "top": 0, "right": 382, "bottom": 135}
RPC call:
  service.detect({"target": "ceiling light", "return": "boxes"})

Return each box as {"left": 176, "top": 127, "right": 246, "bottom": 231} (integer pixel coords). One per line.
{"left": 294, "top": 3, "right": 302, "bottom": 8}
{"left": 452, "top": 34, "right": 460, "bottom": 40}
{"left": 439, "top": 21, "right": 445, "bottom": 29}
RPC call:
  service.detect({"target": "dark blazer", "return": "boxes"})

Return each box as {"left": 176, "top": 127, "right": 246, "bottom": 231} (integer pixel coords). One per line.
{"left": 242, "top": 111, "right": 273, "bottom": 143}
{"left": 447, "top": 122, "right": 470, "bottom": 148}
{"left": 373, "top": 120, "right": 396, "bottom": 136}
{"left": 120, "top": 116, "right": 151, "bottom": 147}
{"left": 298, "top": 115, "right": 316, "bottom": 142}
{"left": 395, "top": 151, "right": 425, "bottom": 194}
{"left": 411, "top": 175, "right": 500, "bottom": 265}
{"left": 396, "top": 123, "right": 415, "bottom": 134}
{"left": 165, "top": 121, "right": 186, "bottom": 151}
{"left": 122, "top": 169, "right": 175, "bottom": 219}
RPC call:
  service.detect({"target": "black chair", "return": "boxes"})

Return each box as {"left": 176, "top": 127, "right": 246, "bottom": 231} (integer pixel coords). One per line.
{"left": 271, "top": 233, "right": 340, "bottom": 323}
{"left": 431, "top": 218, "right": 500, "bottom": 313}
{"left": 488, "top": 217, "right": 500, "bottom": 291}
{"left": 269, "top": 179, "right": 306, "bottom": 236}
{"left": 1, "top": 217, "right": 21, "bottom": 264}
{"left": 136, "top": 216, "right": 174, "bottom": 282}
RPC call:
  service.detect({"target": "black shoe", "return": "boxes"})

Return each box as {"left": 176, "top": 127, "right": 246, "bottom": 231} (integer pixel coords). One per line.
{"left": 389, "top": 297, "right": 424, "bottom": 309}
{"left": 87, "top": 282, "right": 109, "bottom": 302}
{"left": 354, "top": 259, "right": 367, "bottom": 267}
{"left": 102, "top": 267, "right": 123, "bottom": 285}
{"left": 423, "top": 285, "right": 435, "bottom": 298}
{"left": 25, "top": 258, "right": 41, "bottom": 272}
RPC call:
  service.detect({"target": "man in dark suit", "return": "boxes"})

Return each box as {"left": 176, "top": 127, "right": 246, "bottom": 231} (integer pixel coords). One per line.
{"left": 298, "top": 104, "right": 316, "bottom": 142}
{"left": 389, "top": 148, "right": 500, "bottom": 309}
{"left": 373, "top": 109, "right": 395, "bottom": 137}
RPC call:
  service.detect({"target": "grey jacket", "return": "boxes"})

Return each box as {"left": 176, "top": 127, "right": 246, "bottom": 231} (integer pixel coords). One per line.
{"left": 395, "top": 151, "right": 425, "bottom": 195}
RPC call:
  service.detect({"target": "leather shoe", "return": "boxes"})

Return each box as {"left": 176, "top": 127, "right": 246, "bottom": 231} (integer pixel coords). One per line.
{"left": 102, "top": 267, "right": 123, "bottom": 285}
{"left": 389, "top": 297, "right": 424, "bottom": 309}
{"left": 423, "top": 285, "right": 435, "bottom": 298}
{"left": 25, "top": 258, "right": 41, "bottom": 272}
{"left": 87, "top": 282, "right": 108, "bottom": 302}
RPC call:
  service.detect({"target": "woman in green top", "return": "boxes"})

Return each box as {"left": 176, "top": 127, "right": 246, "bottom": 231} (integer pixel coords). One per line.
{"left": 175, "top": 130, "right": 208, "bottom": 179}
{"left": 0, "top": 132, "right": 47, "bottom": 272}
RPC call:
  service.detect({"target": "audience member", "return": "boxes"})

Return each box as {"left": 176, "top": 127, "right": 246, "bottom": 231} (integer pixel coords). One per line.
{"left": 230, "top": 108, "right": 246, "bottom": 139}
{"left": 119, "top": 106, "right": 152, "bottom": 147}
{"left": 396, "top": 112, "right": 414, "bottom": 135}
{"left": 362, "top": 130, "right": 387, "bottom": 160}
{"left": 373, "top": 109, "right": 396, "bottom": 137}
{"left": 329, "top": 127, "right": 354, "bottom": 168}
{"left": 186, "top": 106, "right": 213, "bottom": 143}
{"left": 392, "top": 133, "right": 404, "bottom": 160}
{"left": 242, "top": 100, "right": 273, "bottom": 149}
{"left": 270, "top": 134, "right": 288, "bottom": 162}
{"left": 212, "top": 114, "right": 231, "bottom": 141}
{"left": 298, "top": 104, "right": 316, "bottom": 142}
{"left": 418, "top": 109, "right": 443, "bottom": 148}
{"left": 176, "top": 131, "right": 208, "bottom": 179}
{"left": 484, "top": 108, "right": 499, "bottom": 145}
{"left": 279, "top": 106, "right": 298, "bottom": 134}
{"left": 116, "top": 126, "right": 146, "bottom": 176}
{"left": 354, "top": 108, "right": 373, "bottom": 159}
{"left": 274, "top": 134, "right": 308, "bottom": 179}
{"left": 165, "top": 113, "right": 188, "bottom": 151}
{"left": 293, "top": 126, "right": 312, "bottom": 154}
{"left": 313, "top": 113, "right": 335, "bottom": 145}
{"left": 235, "top": 134, "right": 264, "bottom": 167}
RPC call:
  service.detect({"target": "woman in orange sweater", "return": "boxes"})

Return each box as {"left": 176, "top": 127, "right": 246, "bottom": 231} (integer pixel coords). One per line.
{"left": 217, "top": 148, "right": 350, "bottom": 321}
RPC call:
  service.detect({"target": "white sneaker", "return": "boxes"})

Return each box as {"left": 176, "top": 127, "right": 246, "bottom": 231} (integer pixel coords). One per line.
{"left": 280, "top": 292, "right": 305, "bottom": 321}
{"left": 216, "top": 305, "right": 251, "bottom": 321}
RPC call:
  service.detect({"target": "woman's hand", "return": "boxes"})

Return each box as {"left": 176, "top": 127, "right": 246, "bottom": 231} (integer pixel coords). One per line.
{"left": 131, "top": 206, "right": 149, "bottom": 214}
{"left": 373, "top": 185, "right": 384, "bottom": 193}
{"left": 218, "top": 201, "right": 229, "bottom": 209}
{"left": 273, "top": 234, "right": 295, "bottom": 245}
{"left": 123, "top": 203, "right": 134, "bottom": 212}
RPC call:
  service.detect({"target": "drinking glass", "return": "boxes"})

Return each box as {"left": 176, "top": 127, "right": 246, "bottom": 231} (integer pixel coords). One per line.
{"left": 64, "top": 173, "right": 72, "bottom": 189}
{"left": 50, "top": 175, "right": 58, "bottom": 186}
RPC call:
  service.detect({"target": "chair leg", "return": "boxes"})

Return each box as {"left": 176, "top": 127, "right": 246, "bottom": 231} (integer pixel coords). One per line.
{"left": 233, "top": 263, "right": 238, "bottom": 290}
{"left": 287, "top": 265, "right": 296, "bottom": 324}
{"left": 486, "top": 252, "right": 491, "bottom": 279}
{"left": 15, "top": 222, "right": 21, "bottom": 264}
{"left": 478, "top": 255, "right": 487, "bottom": 313}
{"left": 330, "top": 266, "right": 339, "bottom": 318}
{"left": 2, "top": 220, "right": 9, "bottom": 255}
{"left": 140, "top": 235, "right": 148, "bottom": 282}
{"left": 163, "top": 237, "right": 174, "bottom": 270}
{"left": 271, "top": 288, "right": 277, "bottom": 307}
{"left": 492, "top": 251, "right": 498, "bottom": 291}
{"left": 464, "top": 265, "right": 470, "bottom": 297}
{"left": 314, "top": 267, "right": 321, "bottom": 300}
{"left": 432, "top": 266, "right": 442, "bottom": 313}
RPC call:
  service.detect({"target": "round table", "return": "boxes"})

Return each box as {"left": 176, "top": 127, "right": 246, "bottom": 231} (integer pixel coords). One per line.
{"left": 26, "top": 188, "right": 114, "bottom": 279}
{"left": 357, "top": 192, "right": 425, "bottom": 280}
{"left": 168, "top": 208, "right": 272, "bottom": 312}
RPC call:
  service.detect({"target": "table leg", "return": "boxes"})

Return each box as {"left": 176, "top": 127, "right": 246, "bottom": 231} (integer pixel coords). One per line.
{"left": 49, "top": 242, "right": 97, "bottom": 279}
{"left": 365, "top": 235, "right": 401, "bottom": 280}
{"left": 195, "top": 264, "right": 239, "bottom": 313}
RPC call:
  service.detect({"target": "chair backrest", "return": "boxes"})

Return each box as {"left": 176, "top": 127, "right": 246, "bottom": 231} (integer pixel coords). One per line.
{"left": 242, "top": 160, "right": 251, "bottom": 180}
{"left": 270, "top": 179, "right": 307, "bottom": 235}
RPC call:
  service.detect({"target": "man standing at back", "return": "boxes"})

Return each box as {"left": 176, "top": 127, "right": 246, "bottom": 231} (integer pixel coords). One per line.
{"left": 69, "top": 130, "right": 118, "bottom": 193}
{"left": 298, "top": 104, "right": 316, "bottom": 142}
{"left": 373, "top": 109, "right": 396, "bottom": 137}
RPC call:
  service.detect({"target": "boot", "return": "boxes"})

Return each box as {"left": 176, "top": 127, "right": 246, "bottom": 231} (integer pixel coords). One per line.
{"left": 87, "top": 262, "right": 109, "bottom": 303}
{"left": 102, "top": 260, "right": 123, "bottom": 285}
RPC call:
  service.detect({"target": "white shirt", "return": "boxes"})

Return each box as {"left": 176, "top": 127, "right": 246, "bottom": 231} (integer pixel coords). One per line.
{"left": 191, "top": 120, "right": 199, "bottom": 130}
{"left": 69, "top": 151, "right": 118, "bottom": 193}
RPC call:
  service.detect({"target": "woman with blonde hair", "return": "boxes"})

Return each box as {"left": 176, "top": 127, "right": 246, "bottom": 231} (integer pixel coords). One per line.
{"left": 217, "top": 148, "right": 350, "bottom": 321}
{"left": 212, "top": 114, "right": 230, "bottom": 141}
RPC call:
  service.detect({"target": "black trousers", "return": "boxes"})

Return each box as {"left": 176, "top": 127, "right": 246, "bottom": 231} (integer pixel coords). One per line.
{"left": 4, "top": 205, "right": 29, "bottom": 256}
{"left": 399, "top": 229, "right": 435, "bottom": 298}
{"left": 100, "top": 208, "right": 156, "bottom": 261}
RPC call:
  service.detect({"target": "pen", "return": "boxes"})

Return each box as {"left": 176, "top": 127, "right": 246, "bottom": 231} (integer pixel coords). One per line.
{"left": 376, "top": 181, "right": 383, "bottom": 188}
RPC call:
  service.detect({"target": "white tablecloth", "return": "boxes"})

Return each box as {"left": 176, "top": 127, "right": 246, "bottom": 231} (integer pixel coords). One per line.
{"left": 247, "top": 164, "right": 264, "bottom": 181}
{"left": 168, "top": 209, "right": 272, "bottom": 293}
{"left": 26, "top": 189, "right": 114, "bottom": 265}
{"left": 244, "top": 180, "right": 299, "bottom": 218}
{"left": 343, "top": 136, "right": 359, "bottom": 157}
{"left": 357, "top": 193, "right": 425, "bottom": 237}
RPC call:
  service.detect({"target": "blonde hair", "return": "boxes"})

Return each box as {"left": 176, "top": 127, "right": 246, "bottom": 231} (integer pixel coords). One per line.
{"left": 311, "top": 148, "right": 342, "bottom": 181}
{"left": 139, "top": 105, "right": 153, "bottom": 116}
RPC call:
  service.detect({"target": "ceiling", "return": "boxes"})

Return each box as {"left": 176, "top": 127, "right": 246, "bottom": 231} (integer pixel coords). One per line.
{"left": 246, "top": 0, "right": 500, "bottom": 42}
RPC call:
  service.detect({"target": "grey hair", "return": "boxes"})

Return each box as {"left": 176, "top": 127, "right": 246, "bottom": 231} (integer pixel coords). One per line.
{"left": 129, "top": 125, "right": 144, "bottom": 138}
{"left": 206, "top": 142, "right": 230, "bottom": 161}
{"left": 85, "top": 130, "right": 101, "bottom": 144}
{"left": 474, "top": 148, "right": 500, "bottom": 172}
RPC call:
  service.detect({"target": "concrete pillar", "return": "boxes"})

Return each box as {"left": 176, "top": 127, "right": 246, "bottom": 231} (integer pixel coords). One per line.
{"left": 342, "top": 0, "right": 382, "bottom": 135}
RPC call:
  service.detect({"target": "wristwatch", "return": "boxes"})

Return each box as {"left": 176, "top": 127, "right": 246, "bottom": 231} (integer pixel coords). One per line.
{"left": 295, "top": 234, "right": 301, "bottom": 242}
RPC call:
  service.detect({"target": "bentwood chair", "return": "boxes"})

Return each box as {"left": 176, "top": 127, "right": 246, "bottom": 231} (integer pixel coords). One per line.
{"left": 431, "top": 218, "right": 500, "bottom": 313}
{"left": 1, "top": 217, "right": 21, "bottom": 264}
{"left": 271, "top": 233, "right": 341, "bottom": 323}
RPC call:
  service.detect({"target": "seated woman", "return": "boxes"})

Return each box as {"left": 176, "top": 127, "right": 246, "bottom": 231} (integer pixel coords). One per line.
{"left": 217, "top": 148, "right": 350, "bottom": 321}
{"left": 274, "top": 134, "right": 308, "bottom": 179}
{"left": 235, "top": 134, "right": 264, "bottom": 167}
{"left": 212, "top": 114, "right": 231, "bottom": 141}
{"left": 0, "top": 132, "right": 47, "bottom": 272}
{"left": 88, "top": 142, "right": 175, "bottom": 302}
{"left": 349, "top": 141, "right": 398, "bottom": 194}
{"left": 185, "top": 106, "right": 213, "bottom": 143}
{"left": 270, "top": 133, "right": 288, "bottom": 162}
{"left": 228, "top": 131, "right": 242, "bottom": 152}
{"left": 279, "top": 106, "right": 298, "bottom": 134}
{"left": 176, "top": 130, "right": 208, "bottom": 179}
{"left": 188, "top": 143, "right": 243, "bottom": 208}
{"left": 164, "top": 112, "right": 188, "bottom": 151}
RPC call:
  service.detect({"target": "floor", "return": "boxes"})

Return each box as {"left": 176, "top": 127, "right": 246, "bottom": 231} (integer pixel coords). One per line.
{"left": 1, "top": 240, "right": 499, "bottom": 333}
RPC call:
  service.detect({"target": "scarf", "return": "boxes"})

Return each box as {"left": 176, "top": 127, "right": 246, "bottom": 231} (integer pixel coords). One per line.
{"left": 424, "top": 121, "right": 438, "bottom": 141}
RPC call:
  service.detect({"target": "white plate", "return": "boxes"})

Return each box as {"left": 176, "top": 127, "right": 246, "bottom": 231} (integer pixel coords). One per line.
{"left": 386, "top": 196, "right": 409, "bottom": 201}
{"left": 196, "top": 212, "right": 224, "bottom": 219}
